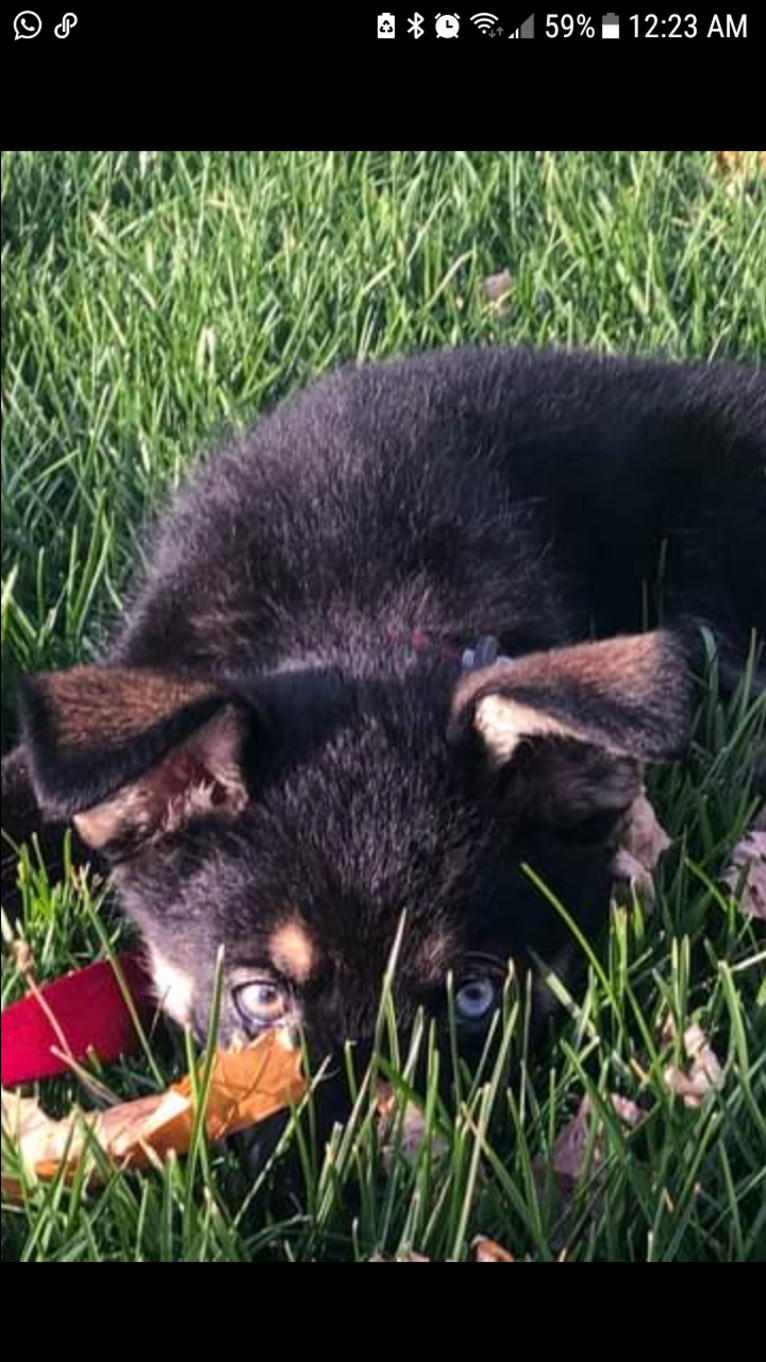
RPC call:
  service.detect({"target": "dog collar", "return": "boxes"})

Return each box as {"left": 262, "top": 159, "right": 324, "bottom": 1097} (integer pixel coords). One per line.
{"left": 460, "top": 634, "right": 511, "bottom": 670}
{"left": 388, "top": 629, "right": 510, "bottom": 670}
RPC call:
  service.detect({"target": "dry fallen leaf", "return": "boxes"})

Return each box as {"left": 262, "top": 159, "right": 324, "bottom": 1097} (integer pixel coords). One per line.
{"left": 473, "top": 1235, "right": 515, "bottom": 1262}
{"left": 612, "top": 791, "right": 670, "bottom": 907}
{"left": 376, "top": 1081, "right": 449, "bottom": 1169}
{"left": 723, "top": 827, "right": 766, "bottom": 922}
{"left": 713, "top": 151, "right": 766, "bottom": 186}
{"left": 550, "top": 1093, "right": 642, "bottom": 1187}
{"left": 664, "top": 1021, "right": 723, "bottom": 1108}
{"left": 482, "top": 269, "right": 514, "bottom": 312}
{"left": 2, "top": 1028, "right": 305, "bottom": 1198}
{"left": 531, "top": 1092, "right": 642, "bottom": 1244}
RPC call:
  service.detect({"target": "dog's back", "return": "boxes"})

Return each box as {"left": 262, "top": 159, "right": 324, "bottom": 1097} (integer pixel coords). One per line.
{"left": 113, "top": 347, "right": 765, "bottom": 681}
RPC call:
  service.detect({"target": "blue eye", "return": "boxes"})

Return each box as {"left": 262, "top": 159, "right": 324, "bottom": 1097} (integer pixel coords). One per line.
{"left": 234, "top": 979, "right": 289, "bottom": 1028}
{"left": 455, "top": 977, "right": 497, "bottom": 1024}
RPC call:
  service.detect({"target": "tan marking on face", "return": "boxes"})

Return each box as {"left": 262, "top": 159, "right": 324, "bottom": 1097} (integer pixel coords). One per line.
{"left": 147, "top": 947, "right": 196, "bottom": 1026}
{"left": 269, "top": 921, "right": 316, "bottom": 985}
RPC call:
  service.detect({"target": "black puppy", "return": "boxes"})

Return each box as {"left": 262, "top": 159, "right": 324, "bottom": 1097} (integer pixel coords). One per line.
{"left": 2, "top": 348, "right": 764, "bottom": 1059}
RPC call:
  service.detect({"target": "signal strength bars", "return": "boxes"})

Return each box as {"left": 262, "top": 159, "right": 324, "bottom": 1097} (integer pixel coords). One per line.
{"left": 508, "top": 14, "right": 535, "bottom": 36}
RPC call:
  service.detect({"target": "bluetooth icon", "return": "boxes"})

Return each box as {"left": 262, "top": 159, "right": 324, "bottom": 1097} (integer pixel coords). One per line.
{"left": 407, "top": 12, "right": 424, "bottom": 37}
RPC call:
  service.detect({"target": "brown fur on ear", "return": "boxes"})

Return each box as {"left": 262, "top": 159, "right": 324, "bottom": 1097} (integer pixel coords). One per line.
{"left": 450, "top": 631, "right": 692, "bottom": 830}
{"left": 451, "top": 631, "right": 692, "bottom": 764}
{"left": 24, "top": 667, "right": 217, "bottom": 753}
{"left": 18, "top": 665, "right": 253, "bottom": 844}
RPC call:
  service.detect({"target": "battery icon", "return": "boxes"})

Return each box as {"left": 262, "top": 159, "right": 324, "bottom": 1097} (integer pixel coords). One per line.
{"left": 601, "top": 12, "right": 620, "bottom": 36}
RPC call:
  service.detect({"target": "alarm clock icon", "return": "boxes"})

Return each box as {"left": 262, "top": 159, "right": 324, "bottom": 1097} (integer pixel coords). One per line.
{"left": 435, "top": 13, "right": 460, "bottom": 36}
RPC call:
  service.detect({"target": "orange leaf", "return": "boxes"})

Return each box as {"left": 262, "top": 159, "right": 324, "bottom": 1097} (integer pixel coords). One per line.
{"left": 2, "top": 1028, "right": 305, "bottom": 1197}
{"left": 473, "top": 1235, "right": 515, "bottom": 1262}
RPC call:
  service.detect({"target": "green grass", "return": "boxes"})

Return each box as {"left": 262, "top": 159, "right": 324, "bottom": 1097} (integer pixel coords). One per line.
{"left": 2, "top": 150, "right": 765, "bottom": 1262}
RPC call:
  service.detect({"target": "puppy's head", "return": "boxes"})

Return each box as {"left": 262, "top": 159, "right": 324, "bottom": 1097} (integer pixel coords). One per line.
{"left": 19, "top": 632, "right": 690, "bottom": 1059}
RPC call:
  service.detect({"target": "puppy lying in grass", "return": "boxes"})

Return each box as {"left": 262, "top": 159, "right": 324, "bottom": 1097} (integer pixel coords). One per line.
{"left": 2, "top": 347, "right": 764, "bottom": 1065}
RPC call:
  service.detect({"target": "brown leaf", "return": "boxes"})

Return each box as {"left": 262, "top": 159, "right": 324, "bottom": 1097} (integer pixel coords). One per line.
{"left": 482, "top": 270, "right": 514, "bottom": 312}
{"left": 612, "top": 792, "right": 670, "bottom": 908}
{"left": 723, "top": 827, "right": 766, "bottom": 921}
{"left": 712, "top": 152, "right": 766, "bottom": 196}
{"left": 538, "top": 1092, "right": 642, "bottom": 1219}
{"left": 376, "top": 1081, "right": 449, "bottom": 1169}
{"left": 714, "top": 151, "right": 766, "bottom": 180}
{"left": 531, "top": 1092, "right": 643, "bottom": 1248}
{"left": 2, "top": 1028, "right": 305, "bottom": 1197}
{"left": 554, "top": 1093, "right": 642, "bottom": 1181}
{"left": 473, "top": 1235, "right": 515, "bottom": 1262}
{"left": 551, "top": 1097, "right": 603, "bottom": 1186}
{"left": 664, "top": 1022, "right": 723, "bottom": 1108}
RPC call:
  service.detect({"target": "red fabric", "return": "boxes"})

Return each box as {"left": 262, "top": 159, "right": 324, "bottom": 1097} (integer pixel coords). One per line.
{"left": 1, "top": 953, "right": 156, "bottom": 1087}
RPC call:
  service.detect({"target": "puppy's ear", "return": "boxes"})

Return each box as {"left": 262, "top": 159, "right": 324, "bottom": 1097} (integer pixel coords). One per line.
{"left": 19, "top": 666, "right": 256, "bottom": 858}
{"left": 450, "top": 631, "right": 692, "bottom": 830}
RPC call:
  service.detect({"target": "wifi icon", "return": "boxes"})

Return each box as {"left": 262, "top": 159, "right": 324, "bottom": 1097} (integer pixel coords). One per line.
{"left": 470, "top": 11, "right": 500, "bottom": 29}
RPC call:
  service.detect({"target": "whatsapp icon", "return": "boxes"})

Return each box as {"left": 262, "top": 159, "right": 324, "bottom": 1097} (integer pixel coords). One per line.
{"left": 14, "top": 11, "right": 43, "bottom": 39}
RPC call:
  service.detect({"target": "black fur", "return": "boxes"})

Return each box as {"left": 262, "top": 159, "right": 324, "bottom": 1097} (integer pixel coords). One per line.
{"left": 2, "top": 347, "right": 764, "bottom": 1060}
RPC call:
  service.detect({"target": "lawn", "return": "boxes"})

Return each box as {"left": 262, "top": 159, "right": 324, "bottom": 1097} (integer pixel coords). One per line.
{"left": 1, "top": 150, "right": 764, "bottom": 1262}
